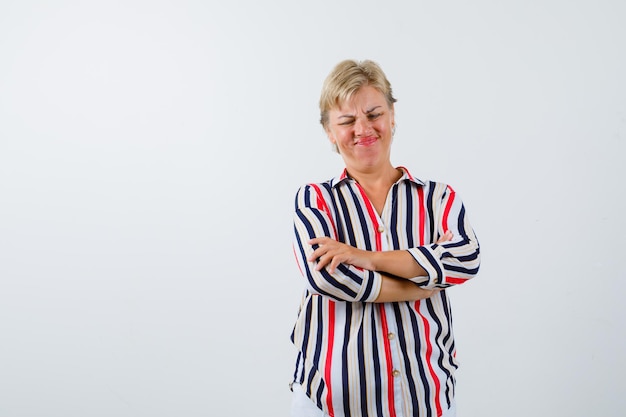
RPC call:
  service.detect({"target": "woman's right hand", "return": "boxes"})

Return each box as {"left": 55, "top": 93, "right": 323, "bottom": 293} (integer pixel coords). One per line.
{"left": 437, "top": 231, "right": 453, "bottom": 244}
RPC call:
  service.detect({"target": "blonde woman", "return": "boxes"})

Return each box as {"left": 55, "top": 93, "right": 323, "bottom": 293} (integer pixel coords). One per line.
{"left": 290, "top": 59, "right": 481, "bottom": 417}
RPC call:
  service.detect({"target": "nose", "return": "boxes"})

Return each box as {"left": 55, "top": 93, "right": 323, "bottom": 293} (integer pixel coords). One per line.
{"left": 354, "top": 117, "right": 371, "bottom": 136}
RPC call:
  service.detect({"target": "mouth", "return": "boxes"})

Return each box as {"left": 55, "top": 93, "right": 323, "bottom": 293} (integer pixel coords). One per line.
{"left": 355, "top": 136, "right": 377, "bottom": 146}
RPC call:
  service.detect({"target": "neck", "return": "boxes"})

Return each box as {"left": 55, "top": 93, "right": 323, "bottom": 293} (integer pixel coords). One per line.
{"left": 346, "top": 163, "right": 401, "bottom": 189}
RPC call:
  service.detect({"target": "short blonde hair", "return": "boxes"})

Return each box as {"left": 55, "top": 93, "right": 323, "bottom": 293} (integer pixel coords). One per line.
{"left": 319, "top": 59, "right": 397, "bottom": 129}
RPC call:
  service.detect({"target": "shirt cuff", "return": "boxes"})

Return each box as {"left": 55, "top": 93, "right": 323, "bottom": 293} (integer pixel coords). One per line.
{"left": 406, "top": 245, "right": 446, "bottom": 288}
{"left": 355, "top": 270, "right": 383, "bottom": 302}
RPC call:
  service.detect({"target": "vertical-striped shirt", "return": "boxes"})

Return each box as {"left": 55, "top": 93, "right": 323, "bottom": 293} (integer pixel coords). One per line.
{"left": 290, "top": 167, "right": 480, "bottom": 417}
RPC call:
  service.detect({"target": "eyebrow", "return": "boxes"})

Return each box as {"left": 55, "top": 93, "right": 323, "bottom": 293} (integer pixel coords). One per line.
{"left": 338, "top": 106, "right": 383, "bottom": 120}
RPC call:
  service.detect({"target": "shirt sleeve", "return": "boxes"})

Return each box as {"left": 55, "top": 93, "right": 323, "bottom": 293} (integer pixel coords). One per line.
{"left": 292, "top": 184, "right": 382, "bottom": 302}
{"left": 406, "top": 184, "right": 481, "bottom": 289}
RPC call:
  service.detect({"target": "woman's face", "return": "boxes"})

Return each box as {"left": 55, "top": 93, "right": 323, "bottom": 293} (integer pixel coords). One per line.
{"left": 325, "top": 85, "right": 395, "bottom": 174}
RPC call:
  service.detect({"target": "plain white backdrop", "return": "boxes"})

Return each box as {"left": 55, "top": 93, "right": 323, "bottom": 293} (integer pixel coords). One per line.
{"left": 1, "top": 1, "right": 624, "bottom": 416}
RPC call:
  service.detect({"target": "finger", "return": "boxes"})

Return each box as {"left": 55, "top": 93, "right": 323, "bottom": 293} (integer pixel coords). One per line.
{"left": 328, "top": 256, "right": 342, "bottom": 274}
{"left": 308, "top": 246, "right": 326, "bottom": 262}
{"left": 308, "top": 238, "right": 334, "bottom": 261}
{"left": 308, "top": 237, "right": 331, "bottom": 246}
{"left": 314, "top": 254, "right": 330, "bottom": 271}
{"left": 436, "top": 231, "right": 453, "bottom": 244}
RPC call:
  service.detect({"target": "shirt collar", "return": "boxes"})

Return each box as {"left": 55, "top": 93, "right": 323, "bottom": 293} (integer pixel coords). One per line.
{"left": 330, "top": 166, "right": 425, "bottom": 188}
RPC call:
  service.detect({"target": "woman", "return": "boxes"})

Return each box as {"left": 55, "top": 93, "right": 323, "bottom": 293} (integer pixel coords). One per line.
{"left": 290, "top": 59, "right": 480, "bottom": 417}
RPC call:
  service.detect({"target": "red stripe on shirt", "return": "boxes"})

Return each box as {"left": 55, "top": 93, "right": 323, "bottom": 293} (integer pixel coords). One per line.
{"left": 417, "top": 186, "right": 425, "bottom": 245}
{"left": 354, "top": 183, "right": 382, "bottom": 251}
{"left": 292, "top": 244, "right": 304, "bottom": 276}
{"left": 415, "top": 300, "right": 443, "bottom": 417}
{"left": 379, "top": 305, "right": 397, "bottom": 417}
{"left": 446, "top": 277, "right": 469, "bottom": 285}
{"left": 398, "top": 165, "right": 414, "bottom": 181}
{"left": 311, "top": 184, "right": 337, "bottom": 238}
{"left": 441, "top": 186, "right": 455, "bottom": 234}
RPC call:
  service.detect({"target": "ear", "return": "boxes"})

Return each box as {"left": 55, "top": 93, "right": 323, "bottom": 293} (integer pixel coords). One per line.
{"left": 325, "top": 127, "right": 340, "bottom": 154}
{"left": 325, "top": 126, "right": 336, "bottom": 144}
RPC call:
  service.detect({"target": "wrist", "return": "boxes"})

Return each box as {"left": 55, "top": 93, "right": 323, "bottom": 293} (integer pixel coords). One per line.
{"left": 368, "top": 250, "right": 381, "bottom": 271}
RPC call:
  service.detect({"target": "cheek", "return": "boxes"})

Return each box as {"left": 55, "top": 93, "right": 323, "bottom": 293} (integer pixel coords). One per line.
{"left": 380, "top": 121, "right": 393, "bottom": 135}
{"left": 330, "top": 129, "right": 350, "bottom": 143}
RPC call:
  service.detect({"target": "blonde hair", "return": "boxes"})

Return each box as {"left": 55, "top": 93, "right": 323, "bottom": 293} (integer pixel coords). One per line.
{"left": 319, "top": 59, "right": 397, "bottom": 129}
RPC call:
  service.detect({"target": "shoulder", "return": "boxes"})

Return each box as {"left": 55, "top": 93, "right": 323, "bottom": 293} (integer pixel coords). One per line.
{"left": 404, "top": 177, "right": 451, "bottom": 192}
{"left": 406, "top": 179, "right": 460, "bottom": 206}
{"left": 295, "top": 179, "right": 333, "bottom": 194}
{"left": 293, "top": 180, "right": 334, "bottom": 206}
{"left": 397, "top": 167, "right": 450, "bottom": 191}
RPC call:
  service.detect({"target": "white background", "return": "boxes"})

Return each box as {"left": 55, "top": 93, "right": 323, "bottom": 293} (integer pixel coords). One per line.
{"left": 1, "top": 1, "right": 625, "bottom": 416}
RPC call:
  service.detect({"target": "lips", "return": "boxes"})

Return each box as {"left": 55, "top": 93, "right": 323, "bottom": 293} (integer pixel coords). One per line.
{"left": 355, "top": 136, "right": 377, "bottom": 146}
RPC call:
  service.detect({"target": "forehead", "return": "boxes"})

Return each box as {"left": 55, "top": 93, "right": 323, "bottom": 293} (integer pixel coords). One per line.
{"left": 334, "top": 85, "right": 388, "bottom": 113}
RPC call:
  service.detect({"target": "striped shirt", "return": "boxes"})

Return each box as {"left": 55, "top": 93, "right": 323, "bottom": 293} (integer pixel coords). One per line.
{"left": 290, "top": 166, "right": 480, "bottom": 417}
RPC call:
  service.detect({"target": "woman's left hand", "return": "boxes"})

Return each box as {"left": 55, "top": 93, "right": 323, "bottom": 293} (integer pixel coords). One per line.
{"left": 308, "top": 237, "right": 373, "bottom": 273}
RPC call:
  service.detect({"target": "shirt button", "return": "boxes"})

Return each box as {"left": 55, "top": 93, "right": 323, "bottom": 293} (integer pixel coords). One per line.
{"left": 387, "top": 333, "right": 395, "bottom": 340}
{"left": 392, "top": 370, "right": 401, "bottom": 377}
{"left": 378, "top": 226, "right": 384, "bottom": 233}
